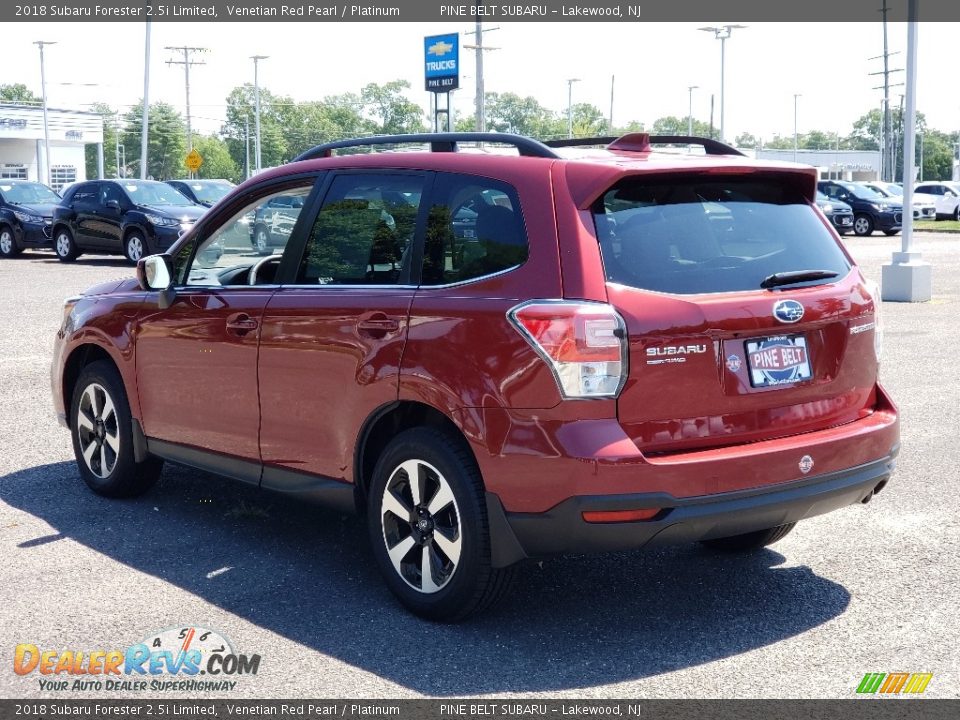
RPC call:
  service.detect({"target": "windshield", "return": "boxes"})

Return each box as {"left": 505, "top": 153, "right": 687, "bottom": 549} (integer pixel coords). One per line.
{"left": 843, "top": 183, "right": 885, "bottom": 201}
{"left": 882, "top": 184, "right": 903, "bottom": 196}
{"left": 121, "top": 181, "right": 196, "bottom": 207}
{"left": 190, "top": 182, "right": 232, "bottom": 204}
{"left": 946, "top": 182, "right": 960, "bottom": 194}
{"left": 0, "top": 182, "right": 60, "bottom": 205}
{"left": 866, "top": 185, "right": 893, "bottom": 197}
{"left": 816, "top": 191, "right": 832, "bottom": 204}
{"left": 594, "top": 175, "right": 851, "bottom": 295}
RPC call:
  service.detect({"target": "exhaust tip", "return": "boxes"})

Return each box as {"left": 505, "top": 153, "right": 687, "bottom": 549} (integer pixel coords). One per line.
{"left": 873, "top": 479, "right": 889, "bottom": 495}
{"left": 861, "top": 491, "right": 874, "bottom": 504}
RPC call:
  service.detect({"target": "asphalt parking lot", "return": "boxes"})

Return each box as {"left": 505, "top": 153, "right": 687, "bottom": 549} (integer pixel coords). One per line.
{"left": 1, "top": 233, "right": 958, "bottom": 700}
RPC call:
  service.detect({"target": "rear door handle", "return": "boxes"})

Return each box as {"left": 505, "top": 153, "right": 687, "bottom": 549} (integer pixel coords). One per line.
{"left": 226, "top": 315, "right": 259, "bottom": 334}
{"left": 357, "top": 318, "right": 399, "bottom": 333}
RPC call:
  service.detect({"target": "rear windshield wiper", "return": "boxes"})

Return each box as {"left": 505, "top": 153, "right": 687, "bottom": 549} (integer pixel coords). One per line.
{"left": 760, "top": 270, "right": 839, "bottom": 289}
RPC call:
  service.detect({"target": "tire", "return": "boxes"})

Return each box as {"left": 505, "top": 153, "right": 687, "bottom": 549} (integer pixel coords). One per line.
{"left": 0, "top": 225, "right": 21, "bottom": 258}
{"left": 254, "top": 226, "right": 271, "bottom": 256}
{"left": 124, "top": 232, "right": 147, "bottom": 264}
{"left": 884, "top": 230, "right": 900, "bottom": 236}
{"left": 54, "top": 227, "right": 80, "bottom": 262}
{"left": 70, "top": 360, "right": 163, "bottom": 498}
{"left": 954, "top": 206, "right": 959, "bottom": 222}
{"left": 367, "top": 427, "right": 515, "bottom": 622}
{"left": 853, "top": 214, "right": 874, "bottom": 237}
{"left": 700, "top": 523, "right": 796, "bottom": 552}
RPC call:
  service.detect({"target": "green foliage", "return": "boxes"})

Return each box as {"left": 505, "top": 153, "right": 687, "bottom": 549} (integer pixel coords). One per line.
{"left": 0, "top": 83, "right": 40, "bottom": 104}
{"left": 191, "top": 135, "right": 240, "bottom": 183}
{"left": 360, "top": 80, "right": 425, "bottom": 135}
{"left": 651, "top": 116, "right": 714, "bottom": 138}
{"left": 121, "top": 101, "right": 186, "bottom": 180}
{"left": 84, "top": 102, "right": 119, "bottom": 180}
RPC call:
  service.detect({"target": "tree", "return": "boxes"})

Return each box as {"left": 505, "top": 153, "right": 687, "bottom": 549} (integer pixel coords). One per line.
{"left": 192, "top": 135, "right": 241, "bottom": 182}
{"left": 918, "top": 129, "right": 957, "bottom": 181}
{"left": 121, "top": 101, "right": 186, "bottom": 180}
{"left": 483, "top": 92, "right": 561, "bottom": 137}
{"left": 222, "top": 84, "right": 291, "bottom": 172}
{"left": 651, "top": 116, "right": 714, "bottom": 138}
{"left": 734, "top": 132, "right": 758, "bottom": 149}
{"left": 570, "top": 103, "right": 607, "bottom": 138}
{"left": 360, "top": 80, "right": 425, "bottom": 134}
{"left": 0, "top": 83, "right": 39, "bottom": 104}
{"left": 84, "top": 102, "right": 120, "bottom": 180}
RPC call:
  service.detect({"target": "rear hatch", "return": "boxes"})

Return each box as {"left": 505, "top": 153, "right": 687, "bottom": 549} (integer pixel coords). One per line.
{"left": 592, "top": 171, "right": 880, "bottom": 455}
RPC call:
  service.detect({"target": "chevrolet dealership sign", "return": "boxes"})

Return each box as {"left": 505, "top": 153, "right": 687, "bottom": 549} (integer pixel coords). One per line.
{"left": 424, "top": 33, "right": 459, "bottom": 92}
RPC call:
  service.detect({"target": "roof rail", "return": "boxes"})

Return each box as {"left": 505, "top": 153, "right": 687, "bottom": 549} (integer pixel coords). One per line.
{"left": 292, "top": 132, "right": 560, "bottom": 162}
{"left": 545, "top": 133, "right": 744, "bottom": 157}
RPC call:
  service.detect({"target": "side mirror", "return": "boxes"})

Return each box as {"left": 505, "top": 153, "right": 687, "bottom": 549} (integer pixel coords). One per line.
{"left": 106, "top": 199, "right": 121, "bottom": 211}
{"left": 137, "top": 255, "right": 177, "bottom": 308}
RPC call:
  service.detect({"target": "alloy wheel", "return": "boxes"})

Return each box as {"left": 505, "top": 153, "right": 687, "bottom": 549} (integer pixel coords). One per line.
{"left": 0, "top": 230, "right": 12, "bottom": 255}
{"left": 380, "top": 458, "right": 462, "bottom": 594}
{"left": 127, "top": 235, "right": 144, "bottom": 261}
{"left": 76, "top": 382, "right": 120, "bottom": 479}
{"left": 854, "top": 217, "right": 871, "bottom": 235}
{"left": 256, "top": 229, "right": 269, "bottom": 254}
{"left": 56, "top": 232, "right": 72, "bottom": 257}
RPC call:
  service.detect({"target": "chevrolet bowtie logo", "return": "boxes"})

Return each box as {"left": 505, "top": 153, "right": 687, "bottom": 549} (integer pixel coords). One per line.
{"left": 427, "top": 40, "right": 454, "bottom": 56}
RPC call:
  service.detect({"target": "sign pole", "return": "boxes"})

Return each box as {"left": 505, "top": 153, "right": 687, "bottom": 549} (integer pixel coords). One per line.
{"left": 881, "top": 0, "right": 931, "bottom": 302}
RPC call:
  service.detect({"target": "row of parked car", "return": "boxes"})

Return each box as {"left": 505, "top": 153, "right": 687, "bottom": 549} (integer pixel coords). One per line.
{"left": 815, "top": 179, "right": 960, "bottom": 237}
{"left": 0, "top": 178, "right": 286, "bottom": 263}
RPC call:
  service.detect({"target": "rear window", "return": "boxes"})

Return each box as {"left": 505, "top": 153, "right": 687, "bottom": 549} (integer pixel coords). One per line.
{"left": 593, "top": 175, "right": 851, "bottom": 295}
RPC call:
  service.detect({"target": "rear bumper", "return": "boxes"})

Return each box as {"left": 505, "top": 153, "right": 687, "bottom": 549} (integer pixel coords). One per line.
{"left": 499, "top": 449, "right": 897, "bottom": 559}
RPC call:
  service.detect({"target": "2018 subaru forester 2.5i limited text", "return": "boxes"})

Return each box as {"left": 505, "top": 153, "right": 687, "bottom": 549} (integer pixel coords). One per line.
{"left": 51, "top": 133, "right": 899, "bottom": 621}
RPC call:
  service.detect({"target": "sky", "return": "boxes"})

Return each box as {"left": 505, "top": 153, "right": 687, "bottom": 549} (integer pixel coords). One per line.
{"left": 6, "top": 21, "right": 960, "bottom": 143}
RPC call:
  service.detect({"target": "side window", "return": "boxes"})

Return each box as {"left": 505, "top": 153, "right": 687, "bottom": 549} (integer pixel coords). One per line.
{"left": 297, "top": 174, "right": 424, "bottom": 285}
{"left": 71, "top": 183, "right": 99, "bottom": 206}
{"left": 173, "top": 182, "right": 316, "bottom": 287}
{"left": 421, "top": 174, "right": 527, "bottom": 286}
{"left": 100, "top": 183, "right": 125, "bottom": 207}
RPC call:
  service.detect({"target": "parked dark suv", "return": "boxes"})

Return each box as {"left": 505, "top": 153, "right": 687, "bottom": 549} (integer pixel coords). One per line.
{"left": 52, "top": 133, "right": 899, "bottom": 620}
{"left": 250, "top": 193, "right": 306, "bottom": 254}
{"left": 0, "top": 179, "right": 60, "bottom": 258}
{"left": 817, "top": 180, "right": 902, "bottom": 237}
{"left": 166, "top": 179, "right": 235, "bottom": 208}
{"left": 52, "top": 179, "right": 206, "bottom": 263}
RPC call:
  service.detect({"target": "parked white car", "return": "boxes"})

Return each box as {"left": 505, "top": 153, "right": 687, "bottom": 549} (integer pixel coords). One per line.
{"left": 861, "top": 181, "right": 936, "bottom": 221}
{"left": 914, "top": 181, "right": 960, "bottom": 220}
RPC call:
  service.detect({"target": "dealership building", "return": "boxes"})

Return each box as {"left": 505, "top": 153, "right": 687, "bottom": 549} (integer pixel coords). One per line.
{"left": 0, "top": 104, "right": 104, "bottom": 192}
{"left": 752, "top": 148, "right": 882, "bottom": 181}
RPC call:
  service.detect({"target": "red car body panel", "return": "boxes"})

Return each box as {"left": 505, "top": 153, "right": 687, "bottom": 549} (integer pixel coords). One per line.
{"left": 52, "top": 140, "right": 899, "bottom": 563}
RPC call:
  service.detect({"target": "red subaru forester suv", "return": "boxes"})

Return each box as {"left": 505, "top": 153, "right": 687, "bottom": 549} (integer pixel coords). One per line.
{"left": 52, "top": 133, "right": 899, "bottom": 620}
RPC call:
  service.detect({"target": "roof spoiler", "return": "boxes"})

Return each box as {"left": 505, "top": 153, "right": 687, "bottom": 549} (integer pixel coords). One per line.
{"left": 545, "top": 133, "right": 745, "bottom": 157}
{"left": 292, "top": 132, "right": 560, "bottom": 161}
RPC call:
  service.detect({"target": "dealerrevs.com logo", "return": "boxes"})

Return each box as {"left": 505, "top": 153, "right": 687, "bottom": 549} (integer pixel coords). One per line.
{"left": 14, "top": 626, "right": 261, "bottom": 692}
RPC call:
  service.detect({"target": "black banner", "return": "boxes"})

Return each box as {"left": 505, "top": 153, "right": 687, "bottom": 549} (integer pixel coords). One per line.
{"left": 2, "top": 0, "right": 957, "bottom": 23}
{"left": 0, "top": 700, "right": 958, "bottom": 720}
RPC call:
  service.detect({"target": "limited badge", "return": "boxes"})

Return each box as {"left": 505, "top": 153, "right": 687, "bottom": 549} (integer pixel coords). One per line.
{"left": 799, "top": 455, "right": 814, "bottom": 474}
{"left": 726, "top": 354, "right": 742, "bottom": 372}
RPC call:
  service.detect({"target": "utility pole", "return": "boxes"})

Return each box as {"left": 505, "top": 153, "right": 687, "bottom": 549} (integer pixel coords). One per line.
{"left": 609, "top": 75, "right": 615, "bottom": 133}
{"left": 244, "top": 115, "right": 250, "bottom": 180}
{"left": 793, "top": 93, "right": 801, "bottom": 162}
{"left": 687, "top": 85, "right": 698, "bottom": 137}
{"left": 869, "top": 1, "right": 903, "bottom": 182}
{"left": 140, "top": 18, "right": 151, "bottom": 180}
{"left": 33, "top": 41, "right": 56, "bottom": 186}
{"left": 251, "top": 55, "right": 268, "bottom": 173}
{"left": 463, "top": 15, "right": 499, "bottom": 132}
{"left": 165, "top": 45, "right": 207, "bottom": 174}
{"left": 566, "top": 78, "right": 580, "bottom": 138}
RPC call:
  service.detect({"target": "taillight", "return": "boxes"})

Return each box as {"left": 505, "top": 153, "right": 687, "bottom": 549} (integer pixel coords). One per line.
{"left": 865, "top": 279, "right": 883, "bottom": 362}
{"left": 507, "top": 300, "right": 628, "bottom": 399}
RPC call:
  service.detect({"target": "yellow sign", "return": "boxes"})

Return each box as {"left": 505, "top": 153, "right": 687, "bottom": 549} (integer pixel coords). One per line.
{"left": 184, "top": 149, "right": 203, "bottom": 172}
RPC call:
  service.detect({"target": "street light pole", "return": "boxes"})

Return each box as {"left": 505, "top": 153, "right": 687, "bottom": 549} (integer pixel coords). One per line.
{"left": 251, "top": 55, "right": 268, "bottom": 173}
{"left": 687, "top": 85, "right": 698, "bottom": 137}
{"left": 34, "top": 41, "right": 56, "bottom": 186}
{"left": 698, "top": 25, "right": 746, "bottom": 144}
{"left": 793, "top": 93, "right": 801, "bottom": 162}
{"left": 140, "top": 18, "right": 151, "bottom": 180}
{"left": 567, "top": 78, "right": 580, "bottom": 139}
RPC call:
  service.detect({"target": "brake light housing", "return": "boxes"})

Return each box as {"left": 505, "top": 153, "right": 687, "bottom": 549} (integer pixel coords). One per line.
{"left": 507, "top": 300, "right": 629, "bottom": 399}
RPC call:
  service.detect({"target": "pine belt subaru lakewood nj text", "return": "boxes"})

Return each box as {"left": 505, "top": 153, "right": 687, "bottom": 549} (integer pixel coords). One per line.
{"left": 51, "top": 133, "right": 899, "bottom": 621}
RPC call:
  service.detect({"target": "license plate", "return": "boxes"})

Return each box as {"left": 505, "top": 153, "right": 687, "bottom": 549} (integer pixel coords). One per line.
{"left": 839, "top": 217, "right": 852, "bottom": 225}
{"left": 745, "top": 334, "right": 812, "bottom": 388}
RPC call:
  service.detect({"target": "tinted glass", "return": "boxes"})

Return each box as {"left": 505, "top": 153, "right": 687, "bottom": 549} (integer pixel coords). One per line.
{"left": 421, "top": 175, "right": 527, "bottom": 286}
{"left": 594, "top": 175, "right": 851, "bottom": 295}
{"left": 189, "top": 182, "right": 233, "bottom": 204}
{"left": 71, "top": 183, "right": 99, "bottom": 205}
{"left": 120, "top": 180, "right": 196, "bottom": 207}
{"left": 298, "top": 174, "right": 424, "bottom": 285}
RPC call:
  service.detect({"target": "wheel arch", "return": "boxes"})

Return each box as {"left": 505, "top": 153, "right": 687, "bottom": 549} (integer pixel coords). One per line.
{"left": 62, "top": 343, "right": 138, "bottom": 432}
{"left": 353, "top": 401, "right": 477, "bottom": 510}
